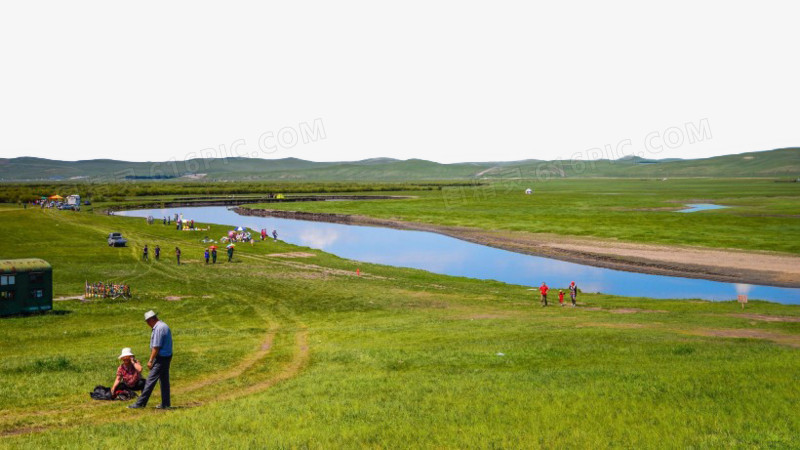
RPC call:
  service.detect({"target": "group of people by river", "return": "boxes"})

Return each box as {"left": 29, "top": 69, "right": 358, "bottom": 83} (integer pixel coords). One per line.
{"left": 138, "top": 213, "right": 279, "bottom": 266}
{"left": 538, "top": 281, "right": 579, "bottom": 307}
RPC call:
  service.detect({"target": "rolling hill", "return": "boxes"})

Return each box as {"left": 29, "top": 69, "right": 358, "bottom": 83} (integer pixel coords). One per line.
{"left": 0, "top": 148, "right": 797, "bottom": 182}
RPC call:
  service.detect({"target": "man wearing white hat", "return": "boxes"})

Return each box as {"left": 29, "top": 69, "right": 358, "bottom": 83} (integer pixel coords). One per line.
{"left": 129, "top": 310, "right": 173, "bottom": 409}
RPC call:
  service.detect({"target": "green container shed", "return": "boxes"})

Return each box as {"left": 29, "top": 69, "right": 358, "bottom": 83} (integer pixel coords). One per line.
{"left": 0, "top": 259, "right": 53, "bottom": 316}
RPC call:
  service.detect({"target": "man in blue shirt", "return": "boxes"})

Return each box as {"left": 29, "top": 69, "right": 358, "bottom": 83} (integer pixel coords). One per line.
{"left": 129, "top": 310, "right": 173, "bottom": 409}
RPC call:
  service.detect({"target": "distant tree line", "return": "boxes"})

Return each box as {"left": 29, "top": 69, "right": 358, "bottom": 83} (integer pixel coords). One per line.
{"left": 0, "top": 181, "right": 484, "bottom": 203}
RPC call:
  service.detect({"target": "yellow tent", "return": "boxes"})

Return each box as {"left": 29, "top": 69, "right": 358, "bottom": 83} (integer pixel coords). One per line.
{"left": 48, "top": 195, "right": 64, "bottom": 200}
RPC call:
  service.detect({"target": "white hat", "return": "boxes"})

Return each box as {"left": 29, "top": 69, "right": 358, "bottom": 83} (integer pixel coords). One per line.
{"left": 144, "top": 310, "right": 157, "bottom": 321}
{"left": 118, "top": 347, "right": 135, "bottom": 359}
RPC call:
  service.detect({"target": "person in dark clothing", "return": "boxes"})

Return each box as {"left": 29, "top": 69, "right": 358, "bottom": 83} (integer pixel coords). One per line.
{"left": 569, "top": 281, "right": 578, "bottom": 307}
{"left": 129, "top": 311, "right": 173, "bottom": 409}
{"left": 175, "top": 247, "right": 181, "bottom": 265}
{"left": 227, "top": 246, "right": 234, "bottom": 262}
{"left": 154, "top": 245, "right": 161, "bottom": 261}
{"left": 204, "top": 249, "right": 210, "bottom": 264}
{"left": 142, "top": 245, "right": 149, "bottom": 261}
{"left": 272, "top": 230, "right": 278, "bottom": 241}
{"left": 211, "top": 248, "right": 217, "bottom": 264}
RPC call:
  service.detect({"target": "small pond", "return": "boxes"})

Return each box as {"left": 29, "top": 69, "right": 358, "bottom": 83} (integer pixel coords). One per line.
{"left": 117, "top": 206, "right": 800, "bottom": 304}
{"left": 677, "top": 204, "right": 730, "bottom": 213}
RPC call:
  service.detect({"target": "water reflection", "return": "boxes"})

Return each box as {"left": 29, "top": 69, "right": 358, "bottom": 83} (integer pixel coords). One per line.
{"left": 677, "top": 203, "right": 729, "bottom": 213}
{"left": 117, "top": 206, "right": 800, "bottom": 304}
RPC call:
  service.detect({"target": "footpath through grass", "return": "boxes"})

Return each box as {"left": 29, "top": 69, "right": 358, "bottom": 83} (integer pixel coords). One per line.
{"left": 247, "top": 178, "right": 800, "bottom": 254}
{"left": 0, "top": 207, "right": 799, "bottom": 447}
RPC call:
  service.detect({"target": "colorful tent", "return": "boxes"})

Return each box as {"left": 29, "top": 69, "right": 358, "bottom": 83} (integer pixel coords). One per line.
{"left": 48, "top": 195, "right": 64, "bottom": 200}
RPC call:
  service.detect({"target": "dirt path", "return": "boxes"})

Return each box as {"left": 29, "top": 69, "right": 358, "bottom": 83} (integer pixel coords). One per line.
{"left": 236, "top": 208, "right": 800, "bottom": 288}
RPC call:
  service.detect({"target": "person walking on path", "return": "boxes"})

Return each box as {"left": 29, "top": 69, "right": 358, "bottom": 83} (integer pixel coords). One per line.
{"left": 211, "top": 248, "right": 217, "bottom": 264}
{"left": 227, "top": 246, "right": 234, "bottom": 262}
{"left": 128, "top": 311, "right": 172, "bottom": 409}
{"left": 272, "top": 230, "right": 278, "bottom": 242}
{"left": 539, "top": 282, "right": 549, "bottom": 307}
{"left": 142, "top": 245, "right": 149, "bottom": 261}
{"left": 175, "top": 247, "right": 181, "bottom": 265}
{"left": 154, "top": 245, "right": 161, "bottom": 261}
{"left": 204, "top": 249, "right": 210, "bottom": 264}
{"left": 569, "top": 281, "right": 578, "bottom": 307}
{"left": 558, "top": 290, "right": 565, "bottom": 307}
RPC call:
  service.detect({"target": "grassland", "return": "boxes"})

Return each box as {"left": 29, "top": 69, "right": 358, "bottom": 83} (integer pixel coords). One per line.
{"left": 1, "top": 205, "right": 799, "bottom": 448}
{"left": 246, "top": 178, "right": 800, "bottom": 255}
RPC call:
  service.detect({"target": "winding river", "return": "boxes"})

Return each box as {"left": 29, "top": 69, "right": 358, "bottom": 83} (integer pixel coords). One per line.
{"left": 117, "top": 206, "right": 800, "bottom": 305}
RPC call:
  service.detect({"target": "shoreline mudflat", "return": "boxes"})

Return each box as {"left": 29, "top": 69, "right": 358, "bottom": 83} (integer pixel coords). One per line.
{"left": 234, "top": 207, "right": 800, "bottom": 288}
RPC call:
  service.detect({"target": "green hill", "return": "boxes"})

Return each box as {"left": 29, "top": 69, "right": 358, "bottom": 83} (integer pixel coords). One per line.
{"left": 1, "top": 148, "right": 798, "bottom": 181}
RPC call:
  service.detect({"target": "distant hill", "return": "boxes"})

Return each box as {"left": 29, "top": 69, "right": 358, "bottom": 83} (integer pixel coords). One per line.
{"left": 0, "top": 148, "right": 797, "bottom": 182}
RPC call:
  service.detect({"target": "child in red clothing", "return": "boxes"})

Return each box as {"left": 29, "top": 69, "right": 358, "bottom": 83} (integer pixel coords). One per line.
{"left": 558, "top": 290, "right": 565, "bottom": 306}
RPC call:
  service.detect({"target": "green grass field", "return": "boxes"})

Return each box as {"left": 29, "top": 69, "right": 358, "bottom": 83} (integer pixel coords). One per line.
{"left": 1, "top": 205, "right": 799, "bottom": 448}
{"left": 246, "top": 178, "right": 800, "bottom": 254}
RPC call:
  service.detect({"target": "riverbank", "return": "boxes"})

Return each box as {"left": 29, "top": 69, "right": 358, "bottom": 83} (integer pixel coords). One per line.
{"left": 103, "top": 194, "right": 414, "bottom": 213}
{"left": 235, "top": 207, "right": 800, "bottom": 288}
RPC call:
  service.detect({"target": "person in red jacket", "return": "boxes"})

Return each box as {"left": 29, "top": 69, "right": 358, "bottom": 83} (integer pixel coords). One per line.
{"left": 558, "top": 290, "right": 565, "bottom": 307}
{"left": 539, "top": 282, "right": 549, "bottom": 307}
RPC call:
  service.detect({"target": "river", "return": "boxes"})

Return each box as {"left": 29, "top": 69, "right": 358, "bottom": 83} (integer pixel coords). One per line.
{"left": 116, "top": 206, "right": 800, "bottom": 304}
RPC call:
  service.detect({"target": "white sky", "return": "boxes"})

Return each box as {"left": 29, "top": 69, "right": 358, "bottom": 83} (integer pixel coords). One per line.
{"left": 1, "top": 1, "right": 798, "bottom": 163}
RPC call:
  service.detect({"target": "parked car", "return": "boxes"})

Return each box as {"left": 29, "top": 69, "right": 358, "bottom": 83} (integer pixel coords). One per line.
{"left": 107, "top": 233, "right": 127, "bottom": 247}
{"left": 58, "top": 204, "right": 75, "bottom": 210}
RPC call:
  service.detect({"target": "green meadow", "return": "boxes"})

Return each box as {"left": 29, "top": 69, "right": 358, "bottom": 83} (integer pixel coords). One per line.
{"left": 0, "top": 202, "right": 799, "bottom": 448}
{"left": 248, "top": 178, "right": 800, "bottom": 254}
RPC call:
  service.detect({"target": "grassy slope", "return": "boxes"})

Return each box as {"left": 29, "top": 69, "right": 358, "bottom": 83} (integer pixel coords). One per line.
{"left": 0, "top": 208, "right": 799, "bottom": 447}
{"left": 2, "top": 148, "right": 798, "bottom": 181}
{"left": 245, "top": 178, "right": 800, "bottom": 254}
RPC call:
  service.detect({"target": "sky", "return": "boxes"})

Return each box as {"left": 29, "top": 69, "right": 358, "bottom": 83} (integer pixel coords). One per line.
{"left": 1, "top": 1, "right": 799, "bottom": 164}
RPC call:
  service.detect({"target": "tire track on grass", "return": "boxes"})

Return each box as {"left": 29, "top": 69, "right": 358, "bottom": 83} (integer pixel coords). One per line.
{"left": 0, "top": 324, "right": 308, "bottom": 438}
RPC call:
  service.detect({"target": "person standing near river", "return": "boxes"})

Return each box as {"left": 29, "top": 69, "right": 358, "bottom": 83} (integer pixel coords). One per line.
{"left": 539, "top": 282, "right": 549, "bottom": 307}
{"left": 272, "top": 230, "right": 278, "bottom": 242}
{"left": 558, "top": 290, "right": 565, "bottom": 307}
{"left": 569, "top": 281, "right": 578, "bottom": 307}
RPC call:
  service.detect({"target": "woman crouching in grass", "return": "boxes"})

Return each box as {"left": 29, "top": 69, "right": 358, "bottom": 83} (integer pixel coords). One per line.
{"left": 111, "top": 348, "right": 144, "bottom": 397}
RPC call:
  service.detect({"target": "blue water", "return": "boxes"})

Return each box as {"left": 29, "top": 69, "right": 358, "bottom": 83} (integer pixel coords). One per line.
{"left": 117, "top": 206, "right": 800, "bottom": 304}
{"left": 678, "top": 203, "right": 729, "bottom": 213}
